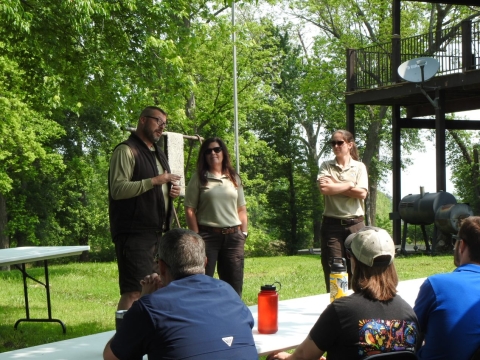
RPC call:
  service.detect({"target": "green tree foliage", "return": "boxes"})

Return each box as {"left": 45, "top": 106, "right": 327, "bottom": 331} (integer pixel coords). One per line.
{"left": 0, "top": 55, "right": 65, "bottom": 250}
{"left": 1, "top": 0, "right": 478, "bottom": 260}
{"left": 0, "top": 0, "right": 282, "bottom": 257}
{"left": 375, "top": 191, "right": 393, "bottom": 235}
{"left": 446, "top": 129, "right": 480, "bottom": 214}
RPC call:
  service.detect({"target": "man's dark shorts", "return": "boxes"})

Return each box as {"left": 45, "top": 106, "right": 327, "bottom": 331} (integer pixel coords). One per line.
{"left": 114, "top": 232, "right": 161, "bottom": 294}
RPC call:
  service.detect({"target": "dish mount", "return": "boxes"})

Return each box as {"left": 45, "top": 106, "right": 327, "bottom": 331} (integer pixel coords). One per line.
{"left": 397, "top": 57, "right": 440, "bottom": 110}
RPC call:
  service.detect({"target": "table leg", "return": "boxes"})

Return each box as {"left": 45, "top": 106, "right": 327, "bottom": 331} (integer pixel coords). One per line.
{"left": 13, "top": 260, "right": 67, "bottom": 334}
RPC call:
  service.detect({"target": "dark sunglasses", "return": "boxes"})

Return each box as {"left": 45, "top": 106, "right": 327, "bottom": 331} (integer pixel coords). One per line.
{"left": 330, "top": 140, "right": 345, "bottom": 147}
{"left": 205, "top": 147, "right": 222, "bottom": 154}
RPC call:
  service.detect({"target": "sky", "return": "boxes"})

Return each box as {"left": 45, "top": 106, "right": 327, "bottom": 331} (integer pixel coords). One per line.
{"left": 381, "top": 109, "right": 480, "bottom": 198}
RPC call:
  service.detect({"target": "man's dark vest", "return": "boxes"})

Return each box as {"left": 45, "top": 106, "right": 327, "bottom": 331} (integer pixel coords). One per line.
{"left": 109, "top": 133, "right": 173, "bottom": 240}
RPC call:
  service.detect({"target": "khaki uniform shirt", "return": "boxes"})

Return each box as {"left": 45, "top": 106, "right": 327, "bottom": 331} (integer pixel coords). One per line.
{"left": 318, "top": 158, "right": 368, "bottom": 219}
{"left": 184, "top": 172, "right": 246, "bottom": 228}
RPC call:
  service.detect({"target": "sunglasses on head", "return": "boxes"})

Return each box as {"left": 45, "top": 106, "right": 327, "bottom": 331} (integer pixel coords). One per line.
{"left": 205, "top": 146, "right": 222, "bottom": 154}
{"left": 330, "top": 140, "right": 345, "bottom": 147}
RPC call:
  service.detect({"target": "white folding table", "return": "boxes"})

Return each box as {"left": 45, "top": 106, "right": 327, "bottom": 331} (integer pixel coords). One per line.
{"left": 0, "top": 277, "right": 426, "bottom": 359}
{"left": 0, "top": 246, "right": 90, "bottom": 333}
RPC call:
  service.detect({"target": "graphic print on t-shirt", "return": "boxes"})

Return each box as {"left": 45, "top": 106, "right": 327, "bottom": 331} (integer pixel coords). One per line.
{"left": 358, "top": 319, "right": 418, "bottom": 357}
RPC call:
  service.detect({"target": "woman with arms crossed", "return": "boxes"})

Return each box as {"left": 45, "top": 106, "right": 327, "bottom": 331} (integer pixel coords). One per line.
{"left": 318, "top": 130, "right": 368, "bottom": 291}
{"left": 184, "top": 137, "right": 248, "bottom": 296}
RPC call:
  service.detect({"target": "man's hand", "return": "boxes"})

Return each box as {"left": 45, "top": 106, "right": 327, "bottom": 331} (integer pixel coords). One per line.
{"left": 267, "top": 351, "right": 291, "bottom": 360}
{"left": 169, "top": 184, "right": 181, "bottom": 198}
{"left": 140, "top": 273, "right": 163, "bottom": 296}
{"left": 152, "top": 171, "right": 181, "bottom": 186}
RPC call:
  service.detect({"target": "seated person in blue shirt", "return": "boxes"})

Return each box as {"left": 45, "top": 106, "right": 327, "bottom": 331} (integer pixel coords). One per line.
{"left": 268, "top": 226, "right": 419, "bottom": 360}
{"left": 414, "top": 216, "right": 480, "bottom": 360}
{"left": 103, "top": 228, "right": 257, "bottom": 360}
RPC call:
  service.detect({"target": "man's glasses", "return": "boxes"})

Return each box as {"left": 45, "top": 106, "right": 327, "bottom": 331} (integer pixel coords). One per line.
{"left": 145, "top": 116, "right": 167, "bottom": 128}
{"left": 205, "top": 147, "right": 222, "bottom": 154}
{"left": 330, "top": 140, "right": 345, "bottom": 147}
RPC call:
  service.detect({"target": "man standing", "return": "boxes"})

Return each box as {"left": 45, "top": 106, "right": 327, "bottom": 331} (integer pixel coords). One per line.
{"left": 414, "top": 216, "right": 480, "bottom": 360}
{"left": 109, "top": 106, "right": 181, "bottom": 310}
{"left": 103, "top": 229, "right": 258, "bottom": 360}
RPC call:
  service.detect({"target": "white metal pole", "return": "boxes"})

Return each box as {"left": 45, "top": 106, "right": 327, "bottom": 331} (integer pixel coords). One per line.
{"left": 232, "top": 1, "right": 240, "bottom": 174}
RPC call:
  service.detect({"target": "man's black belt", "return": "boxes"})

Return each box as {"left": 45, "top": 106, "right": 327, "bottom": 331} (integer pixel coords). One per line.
{"left": 198, "top": 225, "right": 241, "bottom": 235}
{"left": 322, "top": 216, "right": 364, "bottom": 226}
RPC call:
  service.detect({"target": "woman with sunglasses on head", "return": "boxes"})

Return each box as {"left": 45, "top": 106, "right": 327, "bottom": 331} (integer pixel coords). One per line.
{"left": 317, "top": 130, "right": 368, "bottom": 292}
{"left": 184, "top": 137, "right": 248, "bottom": 296}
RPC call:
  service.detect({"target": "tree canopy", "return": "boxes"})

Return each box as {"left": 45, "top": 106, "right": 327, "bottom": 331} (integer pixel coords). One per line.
{"left": 0, "top": 0, "right": 479, "bottom": 258}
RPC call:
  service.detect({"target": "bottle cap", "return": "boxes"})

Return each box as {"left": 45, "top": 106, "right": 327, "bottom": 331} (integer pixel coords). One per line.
{"left": 330, "top": 257, "right": 347, "bottom": 272}
{"left": 261, "top": 284, "right": 276, "bottom": 291}
{"left": 330, "top": 262, "right": 346, "bottom": 272}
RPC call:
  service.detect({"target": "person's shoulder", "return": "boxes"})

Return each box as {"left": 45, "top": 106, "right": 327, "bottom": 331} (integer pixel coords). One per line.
{"left": 426, "top": 264, "right": 480, "bottom": 285}
{"left": 186, "top": 173, "right": 202, "bottom": 187}
{"left": 206, "top": 277, "right": 246, "bottom": 298}
{"left": 114, "top": 142, "right": 130, "bottom": 150}
{"left": 234, "top": 173, "right": 242, "bottom": 183}
{"left": 455, "top": 263, "right": 480, "bottom": 273}
{"left": 188, "top": 173, "right": 200, "bottom": 181}
{"left": 112, "top": 143, "right": 133, "bottom": 158}
{"left": 321, "top": 159, "right": 336, "bottom": 166}
{"left": 422, "top": 270, "right": 465, "bottom": 293}
{"left": 331, "top": 292, "right": 366, "bottom": 309}
{"left": 200, "top": 274, "right": 234, "bottom": 288}
{"left": 390, "top": 294, "right": 416, "bottom": 309}
{"left": 351, "top": 158, "right": 366, "bottom": 168}
{"left": 426, "top": 270, "right": 460, "bottom": 283}
{"left": 319, "top": 159, "right": 336, "bottom": 171}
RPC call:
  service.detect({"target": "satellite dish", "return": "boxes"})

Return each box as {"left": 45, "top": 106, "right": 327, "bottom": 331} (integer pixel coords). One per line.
{"left": 397, "top": 57, "right": 440, "bottom": 83}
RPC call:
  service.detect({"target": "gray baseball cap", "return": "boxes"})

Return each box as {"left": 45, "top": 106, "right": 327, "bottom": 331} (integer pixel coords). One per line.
{"left": 345, "top": 226, "right": 395, "bottom": 267}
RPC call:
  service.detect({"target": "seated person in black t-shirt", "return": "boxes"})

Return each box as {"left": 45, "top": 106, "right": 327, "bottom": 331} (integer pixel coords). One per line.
{"left": 268, "top": 226, "right": 420, "bottom": 360}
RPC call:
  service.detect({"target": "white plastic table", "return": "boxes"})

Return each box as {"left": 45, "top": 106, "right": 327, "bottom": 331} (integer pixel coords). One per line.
{"left": 252, "top": 277, "right": 426, "bottom": 355}
{"left": 0, "top": 246, "right": 90, "bottom": 333}
{"left": 0, "top": 277, "right": 426, "bottom": 359}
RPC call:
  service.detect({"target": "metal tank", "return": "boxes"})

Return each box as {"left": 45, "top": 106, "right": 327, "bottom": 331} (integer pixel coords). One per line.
{"left": 398, "top": 189, "right": 472, "bottom": 254}
{"left": 398, "top": 191, "right": 457, "bottom": 225}
{"left": 435, "top": 203, "right": 473, "bottom": 235}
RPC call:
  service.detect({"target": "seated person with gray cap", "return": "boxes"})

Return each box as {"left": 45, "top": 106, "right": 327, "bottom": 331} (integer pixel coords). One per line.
{"left": 103, "top": 228, "right": 257, "bottom": 360}
{"left": 268, "top": 226, "right": 420, "bottom": 360}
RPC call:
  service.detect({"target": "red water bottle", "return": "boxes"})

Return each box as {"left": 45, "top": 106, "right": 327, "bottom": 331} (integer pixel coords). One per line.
{"left": 258, "top": 283, "right": 279, "bottom": 334}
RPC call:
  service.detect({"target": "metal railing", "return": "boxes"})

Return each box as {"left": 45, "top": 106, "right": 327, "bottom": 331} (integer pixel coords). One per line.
{"left": 349, "top": 19, "right": 480, "bottom": 91}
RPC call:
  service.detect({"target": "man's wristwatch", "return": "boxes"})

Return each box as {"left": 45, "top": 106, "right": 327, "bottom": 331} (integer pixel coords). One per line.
{"left": 242, "top": 232, "right": 248, "bottom": 238}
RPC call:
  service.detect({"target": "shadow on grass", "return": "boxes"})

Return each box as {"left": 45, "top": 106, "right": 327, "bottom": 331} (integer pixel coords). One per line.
{"left": 0, "top": 263, "right": 90, "bottom": 282}
{"left": 0, "top": 320, "right": 111, "bottom": 353}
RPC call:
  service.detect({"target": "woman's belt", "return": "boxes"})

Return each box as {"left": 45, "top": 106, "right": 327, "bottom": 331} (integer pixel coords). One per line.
{"left": 198, "top": 225, "right": 241, "bottom": 235}
{"left": 322, "top": 216, "right": 364, "bottom": 226}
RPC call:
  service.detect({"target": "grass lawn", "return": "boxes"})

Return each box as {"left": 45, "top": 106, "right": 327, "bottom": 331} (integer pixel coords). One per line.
{"left": 0, "top": 253, "right": 455, "bottom": 354}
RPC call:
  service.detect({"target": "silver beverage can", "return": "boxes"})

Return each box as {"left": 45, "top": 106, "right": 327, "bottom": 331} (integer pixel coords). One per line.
{"left": 115, "top": 310, "right": 128, "bottom": 331}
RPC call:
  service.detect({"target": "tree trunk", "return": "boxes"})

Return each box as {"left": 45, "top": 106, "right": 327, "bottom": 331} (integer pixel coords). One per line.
{"left": 0, "top": 193, "right": 10, "bottom": 270}
{"left": 368, "top": 184, "right": 378, "bottom": 226}
{"left": 361, "top": 106, "right": 387, "bottom": 226}
{"left": 79, "top": 190, "right": 89, "bottom": 262}
{"left": 287, "top": 161, "right": 298, "bottom": 255}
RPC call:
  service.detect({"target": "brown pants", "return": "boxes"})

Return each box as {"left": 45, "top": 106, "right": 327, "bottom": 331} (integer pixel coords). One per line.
{"left": 198, "top": 230, "right": 246, "bottom": 297}
{"left": 320, "top": 219, "right": 365, "bottom": 292}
